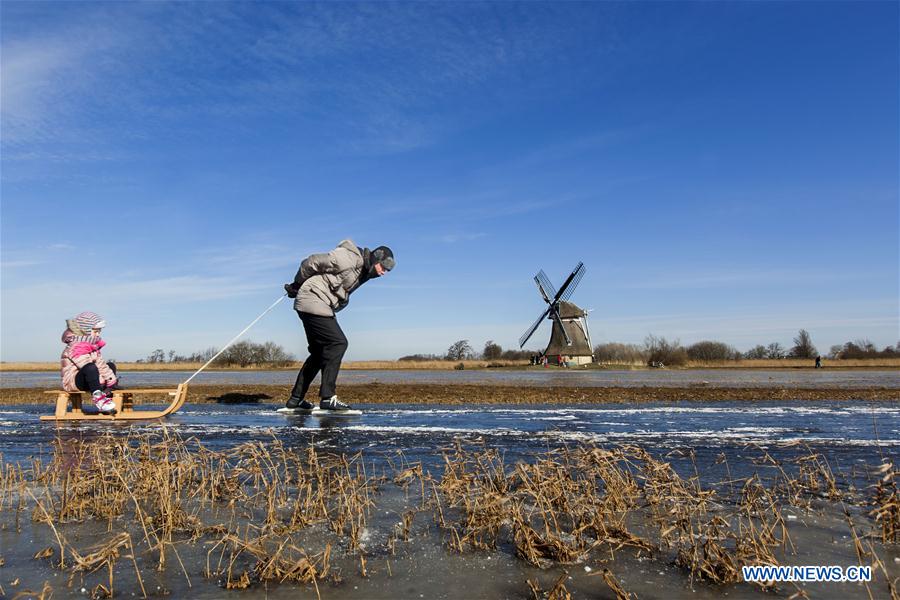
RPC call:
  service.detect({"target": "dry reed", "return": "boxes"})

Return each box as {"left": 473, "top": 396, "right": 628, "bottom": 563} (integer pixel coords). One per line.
{"left": 0, "top": 432, "right": 896, "bottom": 597}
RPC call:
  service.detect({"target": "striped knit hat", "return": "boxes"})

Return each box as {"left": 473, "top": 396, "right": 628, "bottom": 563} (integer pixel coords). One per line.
{"left": 69, "top": 311, "right": 106, "bottom": 335}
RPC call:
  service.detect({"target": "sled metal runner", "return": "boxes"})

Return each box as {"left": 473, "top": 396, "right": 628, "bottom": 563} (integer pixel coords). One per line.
{"left": 40, "top": 384, "right": 188, "bottom": 421}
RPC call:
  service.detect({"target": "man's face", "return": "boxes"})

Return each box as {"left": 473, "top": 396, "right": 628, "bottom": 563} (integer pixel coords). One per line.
{"left": 374, "top": 263, "right": 386, "bottom": 276}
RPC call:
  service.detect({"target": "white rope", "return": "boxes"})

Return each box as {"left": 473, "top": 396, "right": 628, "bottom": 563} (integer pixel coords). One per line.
{"left": 183, "top": 293, "right": 287, "bottom": 385}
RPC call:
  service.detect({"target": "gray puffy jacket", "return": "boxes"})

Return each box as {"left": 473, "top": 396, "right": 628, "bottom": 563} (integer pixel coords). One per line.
{"left": 292, "top": 240, "right": 365, "bottom": 316}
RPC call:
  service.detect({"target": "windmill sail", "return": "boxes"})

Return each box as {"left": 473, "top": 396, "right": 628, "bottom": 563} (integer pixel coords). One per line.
{"left": 554, "top": 262, "right": 585, "bottom": 303}
{"left": 534, "top": 270, "right": 556, "bottom": 302}
{"left": 518, "top": 305, "right": 551, "bottom": 348}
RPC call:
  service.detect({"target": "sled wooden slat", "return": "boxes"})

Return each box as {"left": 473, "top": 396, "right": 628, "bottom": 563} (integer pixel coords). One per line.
{"left": 40, "top": 384, "right": 188, "bottom": 421}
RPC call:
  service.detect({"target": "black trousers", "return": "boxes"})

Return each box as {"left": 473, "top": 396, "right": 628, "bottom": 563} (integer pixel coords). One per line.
{"left": 290, "top": 312, "right": 348, "bottom": 400}
{"left": 75, "top": 362, "right": 117, "bottom": 394}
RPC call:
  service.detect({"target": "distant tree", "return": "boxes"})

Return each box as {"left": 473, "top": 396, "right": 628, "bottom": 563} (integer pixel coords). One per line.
{"left": 686, "top": 340, "right": 739, "bottom": 362}
{"left": 482, "top": 340, "right": 503, "bottom": 360}
{"left": 193, "top": 347, "right": 218, "bottom": 362}
{"left": 445, "top": 340, "right": 474, "bottom": 361}
{"left": 828, "top": 345, "right": 843, "bottom": 359}
{"left": 218, "top": 341, "right": 255, "bottom": 367}
{"left": 209, "top": 340, "right": 293, "bottom": 367}
{"left": 855, "top": 339, "right": 876, "bottom": 353}
{"left": 766, "top": 342, "right": 786, "bottom": 360}
{"left": 168, "top": 350, "right": 176, "bottom": 363}
{"left": 789, "top": 329, "right": 817, "bottom": 359}
{"left": 259, "top": 341, "right": 294, "bottom": 366}
{"left": 644, "top": 334, "right": 688, "bottom": 366}
{"left": 399, "top": 353, "right": 443, "bottom": 361}
{"left": 835, "top": 340, "right": 897, "bottom": 359}
{"left": 743, "top": 345, "right": 768, "bottom": 360}
{"left": 500, "top": 348, "right": 534, "bottom": 360}
{"left": 594, "top": 342, "right": 648, "bottom": 364}
{"left": 147, "top": 349, "right": 165, "bottom": 363}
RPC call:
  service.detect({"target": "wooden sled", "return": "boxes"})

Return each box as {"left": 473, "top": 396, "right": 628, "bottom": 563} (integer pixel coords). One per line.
{"left": 40, "top": 384, "right": 188, "bottom": 421}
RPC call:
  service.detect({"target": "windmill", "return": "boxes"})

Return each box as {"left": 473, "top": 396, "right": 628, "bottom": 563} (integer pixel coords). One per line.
{"left": 518, "top": 262, "right": 594, "bottom": 365}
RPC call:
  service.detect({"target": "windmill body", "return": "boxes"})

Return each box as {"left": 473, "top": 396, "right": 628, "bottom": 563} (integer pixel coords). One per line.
{"left": 519, "top": 262, "right": 594, "bottom": 365}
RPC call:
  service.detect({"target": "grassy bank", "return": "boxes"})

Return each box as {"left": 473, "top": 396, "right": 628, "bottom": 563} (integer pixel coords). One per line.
{"left": 3, "top": 357, "right": 900, "bottom": 372}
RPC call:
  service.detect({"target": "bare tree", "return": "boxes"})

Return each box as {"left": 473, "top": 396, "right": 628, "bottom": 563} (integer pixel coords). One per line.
{"left": 644, "top": 334, "right": 687, "bottom": 366}
{"left": 210, "top": 340, "right": 294, "bottom": 367}
{"left": 686, "top": 340, "right": 739, "bottom": 361}
{"left": 446, "top": 340, "right": 474, "bottom": 361}
{"left": 189, "top": 347, "right": 218, "bottom": 362}
{"left": 766, "top": 342, "right": 785, "bottom": 359}
{"left": 743, "top": 345, "right": 768, "bottom": 359}
{"left": 836, "top": 340, "right": 897, "bottom": 359}
{"left": 594, "top": 342, "right": 648, "bottom": 364}
{"left": 220, "top": 341, "right": 255, "bottom": 367}
{"left": 260, "top": 341, "right": 294, "bottom": 366}
{"left": 789, "top": 329, "right": 817, "bottom": 359}
{"left": 854, "top": 338, "right": 876, "bottom": 353}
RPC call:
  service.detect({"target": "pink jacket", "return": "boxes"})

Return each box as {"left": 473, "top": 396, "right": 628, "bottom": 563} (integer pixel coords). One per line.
{"left": 60, "top": 329, "right": 117, "bottom": 392}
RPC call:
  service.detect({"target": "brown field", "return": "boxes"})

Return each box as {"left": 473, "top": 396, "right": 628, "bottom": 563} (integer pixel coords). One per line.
{"left": 3, "top": 357, "right": 900, "bottom": 372}
{"left": 0, "top": 359, "right": 523, "bottom": 372}
{"left": 688, "top": 357, "right": 900, "bottom": 369}
{"left": 1, "top": 382, "right": 897, "bottom": 406}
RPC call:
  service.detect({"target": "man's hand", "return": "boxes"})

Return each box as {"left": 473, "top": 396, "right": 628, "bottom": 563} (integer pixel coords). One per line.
{"left": 284, "top": 283, "right": 299, "bottom": 298}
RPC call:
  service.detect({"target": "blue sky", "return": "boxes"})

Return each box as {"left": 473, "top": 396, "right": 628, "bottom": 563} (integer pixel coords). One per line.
{"left": 1, "top": 1, "right": 897, "bottom": 362}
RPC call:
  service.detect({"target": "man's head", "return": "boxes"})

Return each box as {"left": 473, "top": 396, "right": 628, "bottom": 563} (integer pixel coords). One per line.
{"left": 370, "top": 246, "right": 395, "bottom": 277}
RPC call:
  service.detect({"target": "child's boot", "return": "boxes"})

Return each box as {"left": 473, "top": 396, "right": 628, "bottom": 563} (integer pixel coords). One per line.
{"left": 92, "top": 390, "right": 117, "bottom": 415}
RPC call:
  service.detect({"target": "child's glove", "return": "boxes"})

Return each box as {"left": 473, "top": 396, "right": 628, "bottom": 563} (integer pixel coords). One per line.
{"left": 93, "top": 339, "right": 106, "bottom": 351}
{"left": 284, "top": 283, "right": 299, "bottom": 298}
{"left": 70, "top": 342, "right": 97, "bottom": 358}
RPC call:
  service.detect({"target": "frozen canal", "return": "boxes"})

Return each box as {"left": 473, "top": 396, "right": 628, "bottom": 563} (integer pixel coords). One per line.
{"left": 2, "top": 400, "right": 897, "bottom": 483}
{"left": 2, "top": 368, "right": 899, "bottom": 389}
{"left": 1, "top": 398, "right": 898, "bottom": 599}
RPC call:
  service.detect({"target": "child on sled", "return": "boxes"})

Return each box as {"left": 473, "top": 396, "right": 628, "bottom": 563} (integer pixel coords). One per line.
{"left": 60, "top": 311, "right": 119, "bottom": 414}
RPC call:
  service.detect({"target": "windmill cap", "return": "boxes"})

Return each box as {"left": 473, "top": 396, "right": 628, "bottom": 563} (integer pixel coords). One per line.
{"left": 372, "top": 246, "right": 395, "bottom": 271}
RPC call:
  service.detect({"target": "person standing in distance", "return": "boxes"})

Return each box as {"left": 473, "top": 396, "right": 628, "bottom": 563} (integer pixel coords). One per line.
{"left": 283, "top": 240, "right": 395, "bottom": 411}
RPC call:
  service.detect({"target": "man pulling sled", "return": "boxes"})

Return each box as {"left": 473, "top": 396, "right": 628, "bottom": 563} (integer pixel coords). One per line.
{"left": 281, "top": 239, "right": 395, "bottom": 414}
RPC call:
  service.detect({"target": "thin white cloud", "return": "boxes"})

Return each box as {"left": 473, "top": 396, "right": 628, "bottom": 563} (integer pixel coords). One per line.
{"left": 192, "top": 243, "right": 300, "bottom": 273}
{"left": 4, "top": 275, "right": 270, "bottom": 306}
{"left": 2, "top": 3, "right": 612, "bottom": 157}
{"left": 431, "top": 232, "right": 486, "bottom": 244}
{"left": 1, "top": 15, "right": 125, "bottom": 148}
{"left": 0, "top": 259, "right": 42, "bottom": 269}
